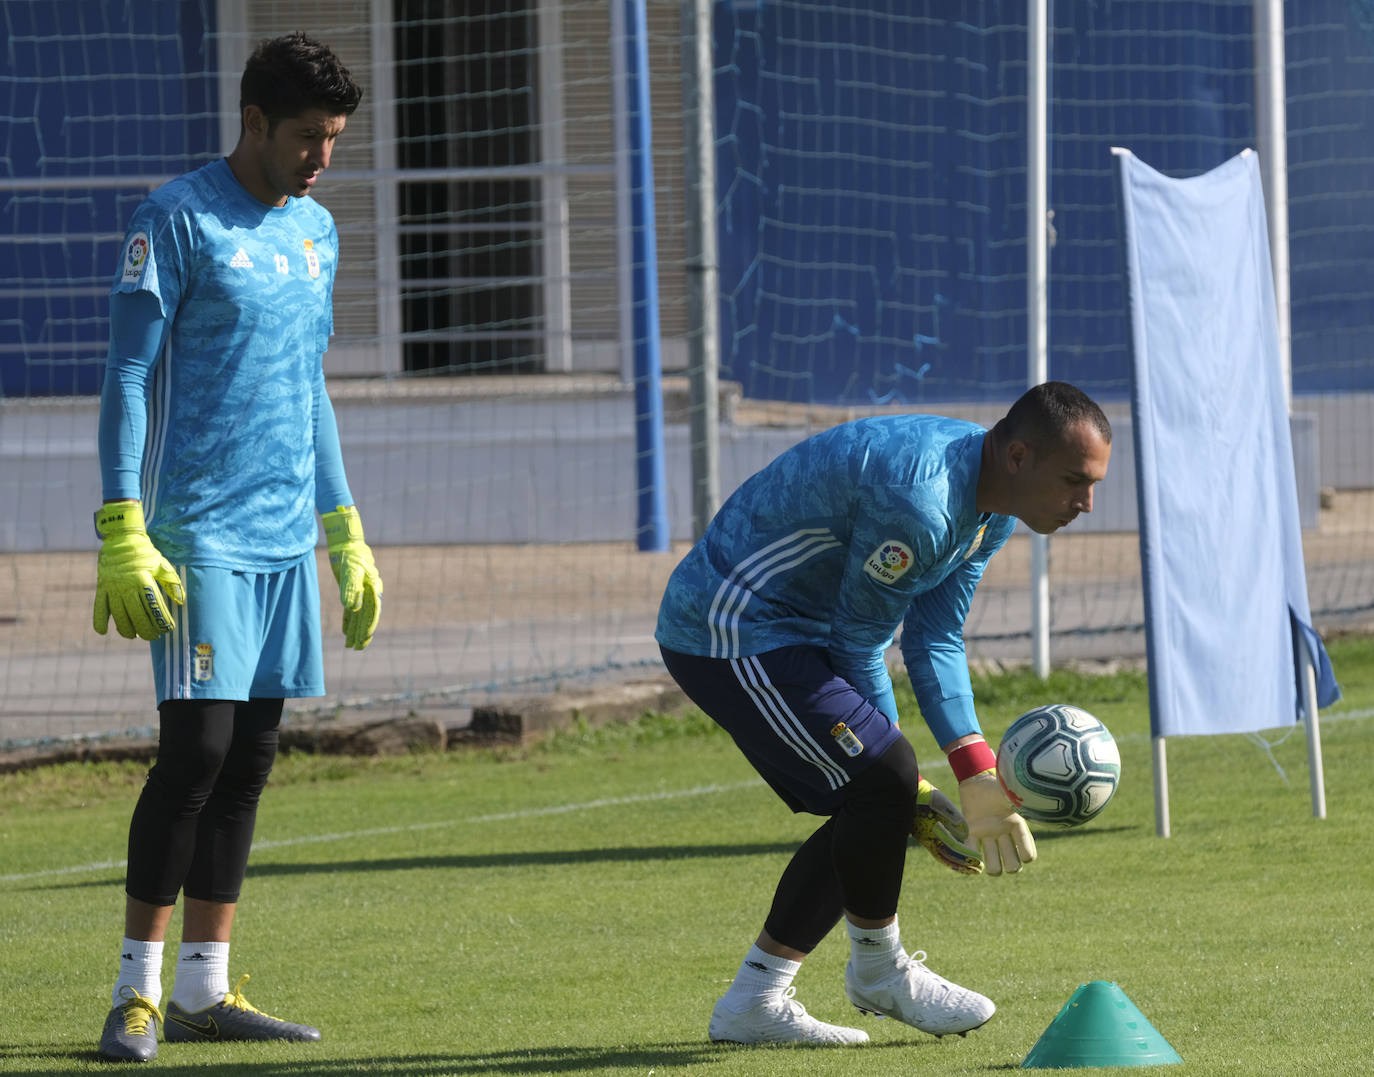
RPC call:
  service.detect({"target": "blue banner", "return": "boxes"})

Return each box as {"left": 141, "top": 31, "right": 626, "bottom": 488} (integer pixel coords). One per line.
{"left": 1117, "top": 148, "right": 1338, "bottom": 738}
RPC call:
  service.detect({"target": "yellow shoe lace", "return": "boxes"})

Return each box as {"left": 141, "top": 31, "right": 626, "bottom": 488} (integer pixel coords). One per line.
{"left": 115, "top": 985, "right": 164, "bottom": 1035}
{"left": 223, "top": 973, "right": 284, "bottom": 1022}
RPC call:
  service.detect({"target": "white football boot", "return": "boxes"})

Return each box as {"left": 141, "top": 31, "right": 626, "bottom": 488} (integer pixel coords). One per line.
{"left": 844, "top": 950, "right": 995, "bottom": 1037}
{"left": 709, "top": 987, "right": 870, "bottom": 1045}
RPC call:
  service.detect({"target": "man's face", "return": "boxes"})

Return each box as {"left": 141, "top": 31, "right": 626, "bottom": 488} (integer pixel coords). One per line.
{"left": 1009, "top": 421, "right": 1112, "bottom": 534}
{"left": 248, "top": 108, "right": 348, "bottom": 205}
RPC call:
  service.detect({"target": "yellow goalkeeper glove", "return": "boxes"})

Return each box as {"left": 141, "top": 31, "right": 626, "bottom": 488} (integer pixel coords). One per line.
{"left": 958, "top": 769, "right": 1037, "bottom": 876}
{"left": 913, "top": 776, "right": 984, "bottom": 875}
{"left": 322, "top": 505, "right": 383, "bottom": 650}
{"left": 93, "top": 501, "right": 184, "bottom": 641}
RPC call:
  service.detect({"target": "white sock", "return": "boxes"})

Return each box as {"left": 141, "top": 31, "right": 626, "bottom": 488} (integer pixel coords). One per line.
{"left": 845, "top": 918, "right": 903, "bottom": 983}
{"left": 719, "top": 944, "right": 801, "bottom": 1013}
{"left": 169, "top": 941, "right": 230, "bottom": 1013}
{"left": 112, "top": 937, "right": 163, "bottom": 1008}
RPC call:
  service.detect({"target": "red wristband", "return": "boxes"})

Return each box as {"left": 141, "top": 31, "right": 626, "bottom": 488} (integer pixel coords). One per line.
{"left": 947, "top": 739, "right": 997, "bottom": 782}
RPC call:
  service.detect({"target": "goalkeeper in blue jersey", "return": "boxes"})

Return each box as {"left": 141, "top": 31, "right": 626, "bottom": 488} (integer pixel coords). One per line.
{"left": 657, "top": 381, "right": 1112, "bottom": 1046}
{"left": 93, "top": 34, "right": 381, "bottom": 1063}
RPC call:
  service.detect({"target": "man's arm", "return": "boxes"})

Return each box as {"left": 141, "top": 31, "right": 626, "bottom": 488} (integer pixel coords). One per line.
{"left": 900, "top": 521, "right": 1036, "bottom": 875}
{"left": 93, "top": 289, "right": 183, "bottom": 640}
{"left": 899, "top": 555, "right": 987, "bottom": 745}
{"left": 826, "top": 519, "right": 939, "bottom": 724}
{"left": 827, "top": 485, "right": 963, "bottom": 724}
{"left": 312, "top": 363, "right": 382, "bottom": 651}
{"left": 98, "top": 290, "right": 166, "bottom": 502}
{"left": 827, "top": 614, "right": 900, "bottom": 723}
{"left": 311, "top": 363, "right": 353, "bottom": 513}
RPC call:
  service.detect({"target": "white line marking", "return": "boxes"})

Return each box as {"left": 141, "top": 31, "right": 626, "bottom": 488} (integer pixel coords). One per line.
{"left": 0, "top": 779, "right": 764, "bottom": 885}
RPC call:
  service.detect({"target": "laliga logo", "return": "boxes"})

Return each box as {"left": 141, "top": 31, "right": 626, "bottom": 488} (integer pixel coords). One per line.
{"left": 121, "top": 231, "right": 150, "bottom": 285}
{"left": 879, "top": 544, "right": 909, "bottom": 572}
{"left": 863, "top": 539, "right": 914, "bottom": 584}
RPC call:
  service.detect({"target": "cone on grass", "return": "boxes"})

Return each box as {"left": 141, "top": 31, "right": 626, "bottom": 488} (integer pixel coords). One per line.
{"left": 1021, "top": 980, "right": 1182, "bottom": 1069}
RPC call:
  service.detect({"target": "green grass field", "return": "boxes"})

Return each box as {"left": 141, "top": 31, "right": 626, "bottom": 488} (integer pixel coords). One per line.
{"left": 3, "top": 636, "right": 1373, "bottom": 1075}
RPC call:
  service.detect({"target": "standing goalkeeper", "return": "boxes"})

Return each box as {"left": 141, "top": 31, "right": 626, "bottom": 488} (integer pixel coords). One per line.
{"left": 657, "top": 381, "right": 1111, "bottom": 1046}
{"left": 93, "top": 33, "right": 381, "bottom": 1063}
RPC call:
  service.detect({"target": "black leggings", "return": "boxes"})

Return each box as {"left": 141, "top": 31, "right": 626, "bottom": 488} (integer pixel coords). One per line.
{"left": 125, "top": 698, "right": 283, "bottom": 906}
{"left": 763, "top": 735, "right": 920, "bottom": 954}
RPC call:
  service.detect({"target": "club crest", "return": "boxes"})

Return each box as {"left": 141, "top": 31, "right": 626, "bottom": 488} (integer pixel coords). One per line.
{"left": 963, "top": 524, "right": 987, "bottom": 560}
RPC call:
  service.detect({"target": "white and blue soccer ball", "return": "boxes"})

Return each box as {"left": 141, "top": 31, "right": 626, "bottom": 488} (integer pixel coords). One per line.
{"left": 995, "top": 704, "right": 1121, "bottom": 828}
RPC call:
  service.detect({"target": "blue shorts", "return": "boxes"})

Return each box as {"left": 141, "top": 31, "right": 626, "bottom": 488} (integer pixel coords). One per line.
{"left": 150, "top": 554, "right": 325, "bottom": 704}
{"left": 660, "top": 644, "right": 904, "bottom": 814}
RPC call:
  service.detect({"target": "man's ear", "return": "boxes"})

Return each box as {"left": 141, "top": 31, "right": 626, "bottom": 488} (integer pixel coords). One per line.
{"left": 242, "top": 104, "right": 269, "bottom": 139}
{"left": 1004, "top": 438, "right": 1031, "bottom": 474}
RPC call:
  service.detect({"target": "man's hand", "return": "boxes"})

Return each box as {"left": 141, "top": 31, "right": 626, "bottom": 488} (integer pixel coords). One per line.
{"left": 957, "top": 769, "right": 1037, "bottom": 876}
{"left": 93, "top": 501, "right": 184, "bottom": 640}
{"left": 913, "top": 777, "right": 984, "bottom": 875}
{"left": 322, "top": 505, "right": 383, "bottom": 650}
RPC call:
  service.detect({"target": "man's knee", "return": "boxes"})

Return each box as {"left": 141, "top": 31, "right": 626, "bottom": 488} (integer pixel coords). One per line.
{"left": 216, "top": 699, "right": 282, "bottom": 800}
{"left": 145, "top": 700, "right": 237, "bottom": 809}
{"left": 843, "top": 735, "right": 920, "bottom": 825}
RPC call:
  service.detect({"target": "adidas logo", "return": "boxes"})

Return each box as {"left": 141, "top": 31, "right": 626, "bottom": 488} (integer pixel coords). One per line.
{"left": 744, "top": 960, "right": 771, "bottom": 973}
{"left": 182, "top": 952, "right": 211, "bottom": 962}
{"left": 229, "top": 248, "right": 253, "bottom": 268}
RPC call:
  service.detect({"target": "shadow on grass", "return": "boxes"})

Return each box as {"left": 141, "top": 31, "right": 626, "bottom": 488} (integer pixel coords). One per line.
{"left": 21, "top": 841, "right": 802, "bottom": 892}
{"left": 19, "top": 828, "right": 1143, "bottom": 895}
{"left": 0, "top": 1039, "right": 933, "bottom": 1075}
{"left": 17, "top": 828, "right": 1143, "bottom": 897}
{"left": 247, "top": 841, "right": 807, "bottom": 878}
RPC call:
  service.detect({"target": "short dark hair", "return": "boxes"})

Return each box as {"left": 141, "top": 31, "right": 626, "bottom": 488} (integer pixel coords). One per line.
{"left": 240, "top": 32, "right": 363, "bottom": 129}
{"left": 992, "top": 380, "right": 1112, "bottom": 451}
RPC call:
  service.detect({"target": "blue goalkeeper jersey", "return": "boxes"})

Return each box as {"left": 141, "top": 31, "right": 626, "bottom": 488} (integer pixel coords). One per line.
{"left": 101, "top": 158, "right": 349, "bottom": 570}
{"left": 655, "top": 415, "right": 1016, "bottom": 747}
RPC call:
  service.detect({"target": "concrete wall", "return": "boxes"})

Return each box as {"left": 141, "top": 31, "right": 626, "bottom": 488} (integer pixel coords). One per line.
{"left": 2, "top": 388, "right": 1339, "bottom": 552}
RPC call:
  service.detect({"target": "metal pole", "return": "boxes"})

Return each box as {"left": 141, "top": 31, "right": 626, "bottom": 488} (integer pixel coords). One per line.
{"left": 1256, "top": 1, "right": 1323, "bottom": 816}
{"left": 610, "top": 0, "right": 636, "bottom": 385}
{"left": 1028, "top": 0, "right": 1051, "bottom": 678}
{"left": 1253, "top": 0, "right": 1291, "bottom": 408}
{"left": 538, "top": 1, "right": 573, "bottom": 372}
{"left": 681, "top": 0, "right": 721, "bottom": 539}
{"left": 371, "top": 0, "right": 402, "bottom": 376}
{"left": 622, "top": 0, "right": 670, "bottom": 552}
{"left": 1302, "top": 651, "right": 1327, "bottom": 818}
{"left": 1152, "top": 735, "right": 1171, "bottom": 837}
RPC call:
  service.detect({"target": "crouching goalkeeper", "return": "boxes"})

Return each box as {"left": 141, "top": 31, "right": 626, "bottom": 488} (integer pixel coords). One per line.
{"left": 656, "top": 382, "right": 1112, "bottom": 1046}
{"left": 91, "top": 32, "right": 382, "bottom": 1064}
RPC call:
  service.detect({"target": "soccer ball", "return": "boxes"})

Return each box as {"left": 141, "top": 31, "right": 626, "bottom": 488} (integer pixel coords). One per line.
{"left": 995, "top": 704, "right": 1120, "bottom": 828}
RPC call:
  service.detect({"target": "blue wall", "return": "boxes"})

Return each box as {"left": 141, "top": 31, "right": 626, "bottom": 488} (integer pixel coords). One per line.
{"left": 2, "top": 2, "right": 1370, "bottom": 403}
{"left": 0, "top": 1, "right": 216, "bottom": 396}
{"left": 714, "top": 1, "right": 1374, "bottom": 405}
